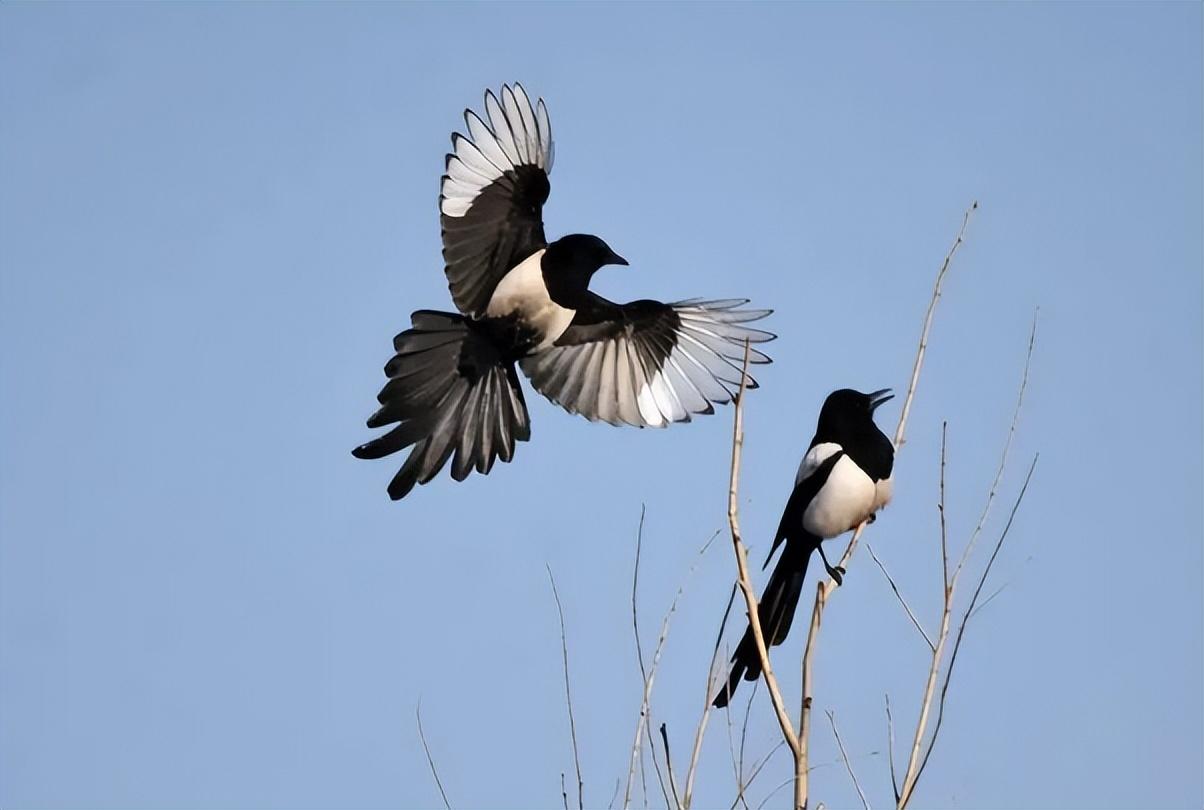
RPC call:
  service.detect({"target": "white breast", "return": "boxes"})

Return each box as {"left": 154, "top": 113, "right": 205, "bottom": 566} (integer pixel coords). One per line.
{"left": 485, "top": 249, "right": 576, "bottom": 351}
{"left": 802, "top": 455, "right": 877, "bottom": 538}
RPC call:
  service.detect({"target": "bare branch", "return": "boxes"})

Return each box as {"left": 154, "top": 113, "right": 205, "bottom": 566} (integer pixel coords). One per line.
{"left": 899, "top": 312, "right": 1039, "bottom": 807}
{"left": 562, "top": 774, "right": 570, "bottom": 810}
{"left": 939, "top": 422, "right": 949, "bottom": 590}
{"left": 953, "top": 310, "right": 1037, "bottom": 581}
{"left": 739, "top": 740, "right": 787, "bottom": 808}
{"left": 547, "top": 565, "right": 584, "bottom": 810}
{"left": 894, "top": 201, "right": 978, "bottom": 449}
{"left": 628, "top": 524, "right": 718, "bottom": 810}
{"left": 911, "top": 454, "right": 1039, "bottom": 791}
{"left": 416, "top": 703, "right": 452, "bottom": 810}
{"left": 797, "top": 580, "right": 826, "bottom": 809}
{"left": 827, "top": 710, "right": 870, "bottom": 810}
{"left": 725, "top": 339, "right": 802, "bottom": 766}
{"left": 685, "top": 580, "right": 739, "bottom": 808}
{"left": 885, "top": 695, "right": 899, "bottom": 803}
{"left": 896, "top": 427, "right": 956, "bottom": 808}
{"left": 866, "top": 543, "right": 935, "bottom": 651}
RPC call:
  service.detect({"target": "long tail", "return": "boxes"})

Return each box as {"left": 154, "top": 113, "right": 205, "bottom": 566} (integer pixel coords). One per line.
{"left": 713, "top": 539, "right": 816, "bottom": 708}
{"left": 352, "top": 310, "right": 531, "bottom": 500}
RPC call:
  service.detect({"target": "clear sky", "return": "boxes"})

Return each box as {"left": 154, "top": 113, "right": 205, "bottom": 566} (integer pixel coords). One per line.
{"left": 1, "top": 3, "right": 1200, "bottom": 809}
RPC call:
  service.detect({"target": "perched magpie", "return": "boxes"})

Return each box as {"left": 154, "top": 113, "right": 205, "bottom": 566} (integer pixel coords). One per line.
{"left": 713, "top": 388, "right": 895, "bottom": 708}
{"left": 353, "top": 84, "right": 774, "bottom": 499}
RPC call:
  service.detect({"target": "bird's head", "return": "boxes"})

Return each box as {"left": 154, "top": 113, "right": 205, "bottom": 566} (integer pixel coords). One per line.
{"left": 816, "top": 388, "right": 894, "bottom": 437}
{"left": 546, "top": 234, "right": 628, "bottom": 275}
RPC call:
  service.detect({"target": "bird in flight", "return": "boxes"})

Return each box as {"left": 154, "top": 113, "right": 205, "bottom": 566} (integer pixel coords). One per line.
{"left": 714, "top": 388, "right": 895, "bottom": 708}
{"left": 354, "top": 84, "right": 775, "bottom": 499}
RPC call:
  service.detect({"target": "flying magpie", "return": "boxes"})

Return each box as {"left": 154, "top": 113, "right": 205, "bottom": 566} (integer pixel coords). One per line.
{"left": 713, "top": 388, "right": 895, "bottom": 708}
{"left": 353, "top": 84, "right": 775, "bottom": 499}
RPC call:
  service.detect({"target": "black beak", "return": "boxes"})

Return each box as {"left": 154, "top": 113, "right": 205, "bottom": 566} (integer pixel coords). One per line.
{"left": 868, "top": 388, "right": 894, "bottom": 411}
{"left": 609, "top": 252, "right": 629, "bottom": 267}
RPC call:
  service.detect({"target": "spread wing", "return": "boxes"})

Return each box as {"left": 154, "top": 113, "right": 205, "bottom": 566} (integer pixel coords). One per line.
{"left": 519, "top": 296, "right": 774, "bottom": 427}
{"left": 440, "top": 83, "right": 554, "bottom": 318}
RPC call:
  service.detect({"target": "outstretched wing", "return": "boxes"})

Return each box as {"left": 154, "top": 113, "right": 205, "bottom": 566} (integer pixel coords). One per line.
{"left": 440, "top": 83, "right": 554, "bottom": 318}
{"left": 519, "top": 295, "right": 774, "bottom": 428}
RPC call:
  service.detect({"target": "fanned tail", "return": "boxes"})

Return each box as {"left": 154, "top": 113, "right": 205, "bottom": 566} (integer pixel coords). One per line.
{"left": 352, "top": 310, "right": 530, "bottom": 500}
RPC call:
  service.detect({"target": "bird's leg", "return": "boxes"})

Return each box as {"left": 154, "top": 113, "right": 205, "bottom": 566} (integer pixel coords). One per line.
{"left": 816, "top": 543, "right": 845, "bottom": 585}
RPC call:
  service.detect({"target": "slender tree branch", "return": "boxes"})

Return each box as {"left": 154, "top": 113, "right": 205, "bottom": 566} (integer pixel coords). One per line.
{"left": 732, "top": 740, "right": 787, "bottom": 810}
{"left": 953, "top": 310, "right": 1037, "bottom": 581}
{"left": 896, "top": 312, "right": 1039, "bottom": 807}
{"left": 625, "top": 505, "right": 665, "bottom": 810}
{"left": 685, "top": 580, "right": 739, "bottom": 808}
{"left": 909, "top": 454, "right": 1039, "bottom": 795}
{"left": 885, "top": 694, "right": 899, "bottom": 803}
{"left": 866, "top": 543, "right": 935, "bottom": 651}
{"left": 547, "top": 566, "right": 584, "bottom": 810}
{"left": 416, "top": 703, "right": 451, "bottom": 810}
{"left": 797, "top": 580, "right": 826, "bottom": 809}
{"left": 827, "top": 710, "right": 870, "bottom": 810}
{"left": 726, "top": 339, "right": 802, "bottom": 769}
{"left": 900, "top": 426, "right": 953, "bottom": 803}
{"left": 894, "top": 201, "right": 977, "bottom": 449}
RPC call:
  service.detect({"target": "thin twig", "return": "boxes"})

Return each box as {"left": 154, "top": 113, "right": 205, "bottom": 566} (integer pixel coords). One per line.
{"left": 739, "top": 740, "right": 787, "bottom": 808}
{"left": 885, "top": 695, "right": 899, "bottom": 803}
{"left": 723, "top": 643, "right": 749, "bottom": 810}
{"left": 562, "top": 774, "right": 570, "bottom": 810}
{"left": 896, "top": 430, "right": 954, "bottom": 808}
{"left": 625, "top": 505, "right": 654, "bottom": 810}
{"left": 939, "top": 422, "right": 949, "bottom": 589}
{"left": 898, "top": 314, "right": 1038, "bottom": 807}
{"left": 827, "top": 711, "right": 870, "bottom": 810}
{"left": 607, "top": 778, "right": 622, "bottom": 810}
{"left": 953, "top": 310, "right": 1037, "bottom": 581}
{"left": 628, "top": 525, "right": 719, "bottom": 810}
{"left": 731, "top": 679, "right": 762, "bottom": 810}
{"left": 866, "top": 543, "right": 934, "bottom": 651}
{"left": 756, "top": 778, "right": 796, "bottom": 810}
{"left": 894, "top": 201, "right": 977, "bottom": 449}
{"left": 725, "top": 340, "right": 802, "bottom": 764}
{"left": 685, "top": 579, "right": 739, "bottom": 808}
{"left": 416, "top": 703, "right": 451, "bottom": 810}
{"left": 910, "top": 455, "right": 1039, "bottom": 794}
{"left": 547, "top": 566, "right": 584, "bottom": 810}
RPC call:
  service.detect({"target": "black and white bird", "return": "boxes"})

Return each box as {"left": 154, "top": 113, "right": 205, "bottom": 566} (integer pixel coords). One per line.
{"left": 713, "top": 388, "right": 895, "bottom": 708}
{"left": 353, "top": 84, "right": 774, "bottom": 499}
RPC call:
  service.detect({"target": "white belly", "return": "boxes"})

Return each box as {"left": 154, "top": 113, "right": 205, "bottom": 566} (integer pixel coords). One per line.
{"left": 802, "top": 454, "right": 878, "bottom": 538}
{"left": 485, "top": 249, "right": 575, "bottom": 351}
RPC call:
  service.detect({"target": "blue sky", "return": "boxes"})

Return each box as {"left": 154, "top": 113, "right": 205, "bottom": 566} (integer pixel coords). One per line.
{"left": 1, "top": 3, "right": 1200, "bottom": 809}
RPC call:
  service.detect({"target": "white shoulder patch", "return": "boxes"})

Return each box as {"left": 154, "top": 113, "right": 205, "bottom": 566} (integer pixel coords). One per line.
{"left": 797, "top": 442, "right": 842, "bottom": 486}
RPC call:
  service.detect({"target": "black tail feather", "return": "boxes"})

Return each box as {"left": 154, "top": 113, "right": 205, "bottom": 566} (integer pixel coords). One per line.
{"left": 353, "top": 311, "right": 530, "bottom": 500}
{"left": 713, "top": 539, "right": 816, "bottom": 708}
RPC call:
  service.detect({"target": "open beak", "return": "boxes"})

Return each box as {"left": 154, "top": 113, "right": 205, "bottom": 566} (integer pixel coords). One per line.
{"left": 868, "top": 388, "right": 894, "bottom": 411}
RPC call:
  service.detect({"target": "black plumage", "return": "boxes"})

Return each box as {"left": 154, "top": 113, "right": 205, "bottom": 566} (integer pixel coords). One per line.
{"left": 354, "top": 84, "right": 775, "bottom": 499}
{"left": 714, "top": 388, "right": 895, "bottom": 708}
